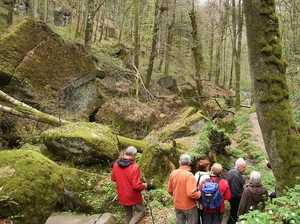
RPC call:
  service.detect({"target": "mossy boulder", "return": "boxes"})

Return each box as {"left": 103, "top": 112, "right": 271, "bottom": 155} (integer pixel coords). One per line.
{"left": 140, "top": 144, "right": 183, "bottom": 189}
{"left": 40, "top": 122, "right": 119, "bottom": 165}
{"left": 144, "top": 107, "right": 209, "bottom": 142}
{"left": 0, "top": 17, "right": 95, "bottom": 113}
{"left": 95, "top": 99, "right": 161, "bottom": 139}
{"left": 0, "top": 149, "right": 64, "bottom": 224}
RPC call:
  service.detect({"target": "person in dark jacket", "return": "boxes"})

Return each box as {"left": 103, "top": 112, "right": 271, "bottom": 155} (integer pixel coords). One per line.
{"left": 237, "top": 171, "right": 268, "bottom": 216}
{"left": 198, "top": 163, "right": 231, "bottom": 224}
{"left": 226, "top": 158, "right": 246, "bottom": 224}
{"left": 111, "top": 146, "right": 147, "bottom": 224}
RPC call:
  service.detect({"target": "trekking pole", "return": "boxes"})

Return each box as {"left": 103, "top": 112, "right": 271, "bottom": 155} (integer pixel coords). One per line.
{"left": 93, "top": 195, "right": 118, "bottom": 224}
{"left": 146, "top": 191, "right": 155, "bottom": 224}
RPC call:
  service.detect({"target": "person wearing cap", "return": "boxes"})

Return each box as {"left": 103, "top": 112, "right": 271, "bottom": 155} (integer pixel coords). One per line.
{"left": 168, "top": 154, "right": 201, "bottom": 224}
{"left": 111, "top": 146, "right": 147, "bottom": 224}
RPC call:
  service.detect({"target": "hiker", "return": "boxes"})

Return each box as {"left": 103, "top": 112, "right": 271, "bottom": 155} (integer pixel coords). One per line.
{"left": 110, "top": 146, "right": 147, "bottom": 224}
{"left": 168, "top": 154, "right": 201, "bottom": 224}
{"left": 194, "top": 159, "right": 210, "bottom": 224}
{"left": 195, "top": 159, "right": 211, "bottom": 188}
{"left": 198, "top": 163, "right": 231, "bottom": 224}
{"left": 237, "top": 171, "right": 268, "bottom": 216}
{"left": 226, "top": 158, "right": 246, "bottom": 224}
{"left": 262, "top": 159, "right": 276, "bottom": 201}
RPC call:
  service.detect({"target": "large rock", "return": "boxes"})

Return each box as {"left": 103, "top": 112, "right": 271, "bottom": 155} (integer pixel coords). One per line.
{"left": 46, "top": 213, "right": 115, "bottom": 224}
{"left": 140, "top": 144, "right": 182, "bottom": 189}
{"left": 144, "top": 107, "right": 209, "bottom": 142}
{"left": 95, "top": 99, "right": 161, "bottom": 139}
{"left": 0, "top": 150, "right": 64, "bottom": 224}
{"left": 0, "top": 18, "right": 96, "bottom": 112}
{"left": 40, "top": 122, "right": 119, "bottom": 165}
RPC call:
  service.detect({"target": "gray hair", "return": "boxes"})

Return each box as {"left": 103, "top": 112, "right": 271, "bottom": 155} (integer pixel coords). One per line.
{"left": 179, "top": 154, "right": 191, "bottom": 165}
{"left": 235, "top": 158, "right": 246, "bottom": 168}
{"left": 250, "top": 171, "right": 261, "bottom": 183}
{"left": 125, "top": 146, "right": 137, "bottom": 156}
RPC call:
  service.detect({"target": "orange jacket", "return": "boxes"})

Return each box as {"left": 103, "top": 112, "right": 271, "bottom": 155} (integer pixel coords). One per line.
{"left": 168, "top": 165, "right": 201, "bottom": 210}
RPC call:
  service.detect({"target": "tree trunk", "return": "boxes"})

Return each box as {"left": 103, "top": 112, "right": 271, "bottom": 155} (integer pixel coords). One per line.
{"left": 164, "top": 0, "right": 176, "bottom": 76}
{"left": 244, "top": 0, "right": 300, "bottom": 193}
{"left": 85, "top": 0, "right": 106, "bottom": 53}
{"left": 134, "top": 0, "right": 140, "bottom": 69}
{"left": 189, "top": 0, "right": 203, "bottom": 105}
{"left": 229, "top": 0, "right": 237, "bottom": 90}
{"left": 0, "top": 91, "right": 69, "bottom": 126}
{"left": 235, "top": 0, "right": 243, "bottom": 111}
{"left": 7, "top": 0, "right": 15, "bottom": 25}
{"left": 145, "top": 0, "right": 161, "bottom": 88}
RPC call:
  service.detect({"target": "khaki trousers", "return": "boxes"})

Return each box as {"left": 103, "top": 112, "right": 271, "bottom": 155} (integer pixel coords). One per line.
{"left": 123, "top": 202, "right": 146, "bottom": 224}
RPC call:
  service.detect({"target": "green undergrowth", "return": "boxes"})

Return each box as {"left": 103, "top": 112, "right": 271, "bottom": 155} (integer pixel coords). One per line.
{"left": 238, "top": 185, "right": 300, "bottom": 224}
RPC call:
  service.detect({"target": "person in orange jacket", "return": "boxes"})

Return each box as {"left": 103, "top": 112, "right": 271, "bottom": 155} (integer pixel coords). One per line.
{"left": 168, "top": 154, "right": 201, "bottom": 224}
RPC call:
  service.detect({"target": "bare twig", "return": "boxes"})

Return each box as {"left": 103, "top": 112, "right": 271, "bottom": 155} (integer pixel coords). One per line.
{"left": 132, "top": 63, "right": 156, "bottom": 102}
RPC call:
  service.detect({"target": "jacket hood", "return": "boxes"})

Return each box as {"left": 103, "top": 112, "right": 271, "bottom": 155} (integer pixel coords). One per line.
{"left": 248, "top": 182, "right": 268, "bottom": 202}
{"left": 117, "top": 158, "right": 133, "bottom": 168}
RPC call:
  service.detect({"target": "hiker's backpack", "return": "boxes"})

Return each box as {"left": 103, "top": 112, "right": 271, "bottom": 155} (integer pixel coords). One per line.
{"left": 200, "top": 177, "right": 223, "bottom": 210}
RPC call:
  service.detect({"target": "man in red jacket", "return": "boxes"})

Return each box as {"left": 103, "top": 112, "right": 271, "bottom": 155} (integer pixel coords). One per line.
{"left": 168, "top": 154, "right": 201, "bottom": 224}
{"left": 111, "top": 146, "right": 147, "bottom": 224}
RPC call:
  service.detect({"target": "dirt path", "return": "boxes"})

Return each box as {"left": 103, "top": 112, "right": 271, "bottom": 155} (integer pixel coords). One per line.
{"left": 248, "top": 112, "right": 267, "bottom": 157}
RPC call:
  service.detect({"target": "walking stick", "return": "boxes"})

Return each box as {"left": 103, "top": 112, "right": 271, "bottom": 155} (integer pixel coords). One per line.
{"left": 146, "top": 191, "right": 155, "bottom": 224}
{"left": 93, "top": 195, "right": 118, "bottom": 224}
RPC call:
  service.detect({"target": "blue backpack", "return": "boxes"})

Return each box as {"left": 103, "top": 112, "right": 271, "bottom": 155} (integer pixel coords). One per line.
{"left": 200, "top": 177, "right": 223, "bottom": 210}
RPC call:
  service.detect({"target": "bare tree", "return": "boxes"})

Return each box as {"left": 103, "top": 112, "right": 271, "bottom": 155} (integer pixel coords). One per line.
{"left": 145, "top": 0, "right": 162, "bottom": 88}
{"left": 189, "top": 0, "right": 203, "bottom": 105}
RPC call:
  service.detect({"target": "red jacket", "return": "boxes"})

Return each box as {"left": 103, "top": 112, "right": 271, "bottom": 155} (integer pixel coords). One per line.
{"left": 111, "top": 157, "right": 146, "bottom": 206}
{"left": 198, "top": 175, "right": 231, "bottom": 213}
{"left": 168, "top": 165, "right": 201, "bottom": 210}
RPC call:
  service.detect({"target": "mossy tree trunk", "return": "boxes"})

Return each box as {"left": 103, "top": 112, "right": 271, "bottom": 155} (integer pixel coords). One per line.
{"left": 244, "top": 0, "right": 300, "bottom": 194}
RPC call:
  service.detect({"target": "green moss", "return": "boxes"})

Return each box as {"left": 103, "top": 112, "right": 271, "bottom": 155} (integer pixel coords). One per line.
{"left": 178, "top": 107, "right": 197, "bottom": 120}
{"left": 0, "top": 150, "right": 64, "bottom": 224}
{"left": 140, "top": 144, "right": 181, "bottom": 188}
{"left": 261, "top": 45, "right": 273, "bottom": 56}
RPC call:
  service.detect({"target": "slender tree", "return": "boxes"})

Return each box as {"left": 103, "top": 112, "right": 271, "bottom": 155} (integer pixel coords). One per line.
{"left": 164, "top": 0, "right": 176, "bottom": 76}
{"left": 189, "top": 0, "right": 203, "bottom": 105}
{"left": 244, "top": 0, "right": 300, "bottom": 193}
{"left": 145, "top": 0, "right": 161, "bottom": 88}
{"left": 234, "top": 0, "right": 243, "bottom": 111}
{"left": 134, "top": 0, "right": 140, "bottom": 69}
{"left": 85, "top": 0, "right": 107, "bottom": 53}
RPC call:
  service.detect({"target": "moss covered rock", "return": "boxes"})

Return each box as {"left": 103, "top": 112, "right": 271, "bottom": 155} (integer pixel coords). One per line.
{"left": 95, "top": 99, "right": 161, "bottom": 139}
{"left": 0, "top": 149, "right": 64, "bottom": 224}
{"left": 144, "top": 107, "right": 209, "bottom": 142}
{"left": 40, "top": 122, "right": 119, "bottom": 165}
{"left": 0, "top": 18, "right": 95, "bottom": 113}
{"left": 140, "top": 144, "right": 182, "bottom": 189}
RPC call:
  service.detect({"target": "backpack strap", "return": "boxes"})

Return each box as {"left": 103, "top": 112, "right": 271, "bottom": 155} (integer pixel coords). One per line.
{"left": 214, "top": 176, "right": 221, "bottom": 184}
{"left": 196, "top": 173, "right": 202, "bottom": 187}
